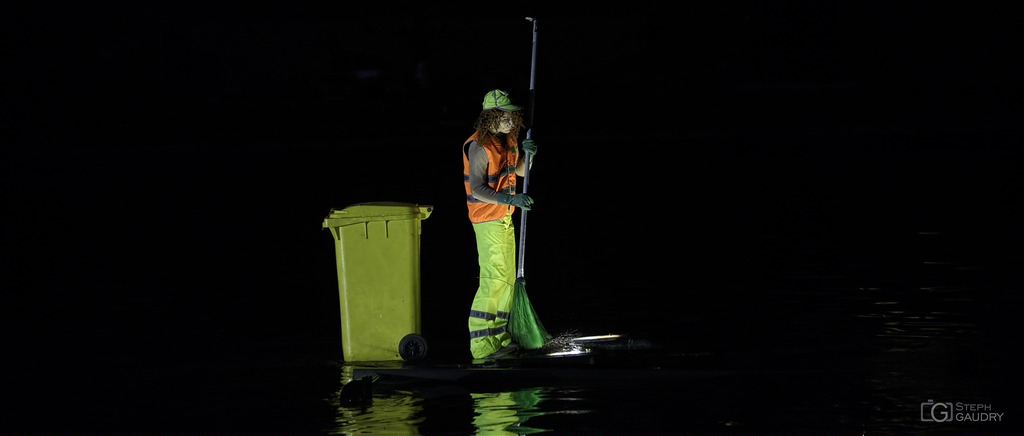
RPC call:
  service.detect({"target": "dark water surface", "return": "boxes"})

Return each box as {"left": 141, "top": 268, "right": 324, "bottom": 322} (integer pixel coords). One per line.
{"left": 4, "top": 128, "right": 1022, "bottom": 435}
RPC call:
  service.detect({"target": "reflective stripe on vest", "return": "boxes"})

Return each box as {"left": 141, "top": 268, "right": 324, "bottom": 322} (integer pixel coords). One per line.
{"left": 463, "top": 132, "right": 518, "bottom": 223}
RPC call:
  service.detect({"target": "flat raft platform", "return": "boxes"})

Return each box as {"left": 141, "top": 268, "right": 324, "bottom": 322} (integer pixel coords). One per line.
{"left": 350, "top": 334, "right": 732, "bottom": 383}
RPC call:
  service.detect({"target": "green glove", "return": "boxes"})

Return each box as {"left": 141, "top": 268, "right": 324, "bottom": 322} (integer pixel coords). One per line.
{"left": 522, "top": 139, "right": 538, "bottom": 156}
{"left": 497, "top": 193, "right": 533, "bottom": 210}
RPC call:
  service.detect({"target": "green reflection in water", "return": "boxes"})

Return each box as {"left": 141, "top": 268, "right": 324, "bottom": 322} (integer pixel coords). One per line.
{"left": 472, "top": 387, "right": 551, "bottom": 435}
{"left": 331, "top": 392, "right": 424, "bottom": 435}
{"left": 328, "top": 363, "right": 424, "bottom": 435}
{"left": 327, "top": 364, "right": 552, "bottom": 435}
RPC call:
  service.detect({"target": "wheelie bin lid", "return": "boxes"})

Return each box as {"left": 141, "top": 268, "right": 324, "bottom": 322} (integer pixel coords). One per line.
{"left": 322, "top": 202, "right": 433, "bottom": 228}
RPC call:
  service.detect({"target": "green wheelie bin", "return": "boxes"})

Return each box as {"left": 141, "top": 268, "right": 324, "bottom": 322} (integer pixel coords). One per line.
{"left": 322, "top": 202, "right": 432, "bottom": 361}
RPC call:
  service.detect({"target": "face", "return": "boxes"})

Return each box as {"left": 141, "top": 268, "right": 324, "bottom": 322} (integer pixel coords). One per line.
{"left": 491, "top": 112, "right": 515, "bottom": 134}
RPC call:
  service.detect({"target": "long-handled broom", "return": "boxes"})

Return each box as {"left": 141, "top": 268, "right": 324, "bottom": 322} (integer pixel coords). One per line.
{"left": 509, "top": 17, "right": 552, "bottom": 350}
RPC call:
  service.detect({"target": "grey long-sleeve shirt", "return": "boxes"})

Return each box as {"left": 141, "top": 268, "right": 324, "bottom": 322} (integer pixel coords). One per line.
{"left": 465, "top": 139, "right": 528, "bottom": 204}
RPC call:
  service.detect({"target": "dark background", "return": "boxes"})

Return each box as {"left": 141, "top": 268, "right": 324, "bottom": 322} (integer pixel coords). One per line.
{"left": 3, "top": 2, "right": 1023, "bottom": 433}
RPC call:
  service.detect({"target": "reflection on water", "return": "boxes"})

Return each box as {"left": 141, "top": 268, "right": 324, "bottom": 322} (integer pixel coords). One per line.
{"left": 856, "top": 285, "right": 983, "bottom": 435}
{"left": 327, "top": 364, "right": 556, "bottom": 435}
{"left": 327, "top": 364, "right": 424, "bottom": 435}
{"left": 329, "top": 391, "right": 424, "bottom": 435}
{"left": 850, "top": 231, "right": 1011, "bottom": 435}
{"left": 321, "top": 230, "right": 1017, "bottom": 435}
{"left": 471, "top": 388, "right": 550, "bottom": 435}
{"left": 859, "top": 287, "right": 980, "bottom": 351}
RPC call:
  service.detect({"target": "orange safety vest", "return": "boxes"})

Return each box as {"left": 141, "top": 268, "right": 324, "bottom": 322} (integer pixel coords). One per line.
{"left": 463, "top": 132, "right": 519, "bottom": 223}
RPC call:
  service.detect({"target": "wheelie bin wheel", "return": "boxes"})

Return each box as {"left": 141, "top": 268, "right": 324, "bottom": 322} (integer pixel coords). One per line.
{"left": 399, "top": 334, "right": 428, "bottom": 361}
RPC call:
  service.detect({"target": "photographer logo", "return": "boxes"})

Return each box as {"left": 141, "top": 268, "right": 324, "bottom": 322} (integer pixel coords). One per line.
{"left": 921, "top": 400, "right": 1004, "bottom": 423}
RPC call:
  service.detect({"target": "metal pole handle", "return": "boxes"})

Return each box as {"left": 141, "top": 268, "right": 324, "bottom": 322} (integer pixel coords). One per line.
{"left": 517, "top": 17, "right": 537, "bottom": 279}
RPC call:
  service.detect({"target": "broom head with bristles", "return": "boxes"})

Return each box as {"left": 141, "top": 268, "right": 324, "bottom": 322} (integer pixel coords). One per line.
{"left": 509, "top": 277, "right": 552, "bottom": 349}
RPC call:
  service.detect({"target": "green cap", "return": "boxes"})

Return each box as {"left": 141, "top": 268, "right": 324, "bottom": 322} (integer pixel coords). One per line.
{"left": 482, "top": 89, "right": 521, "bottom": 111}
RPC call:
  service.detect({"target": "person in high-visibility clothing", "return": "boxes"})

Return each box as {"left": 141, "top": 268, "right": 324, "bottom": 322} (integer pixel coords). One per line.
{"left": 462, "top": 89, "right": 537, "bottom": 359}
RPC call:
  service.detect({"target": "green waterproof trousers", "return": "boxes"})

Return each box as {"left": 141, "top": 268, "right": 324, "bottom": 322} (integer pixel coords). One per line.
{"left": 468, "top": 211, "right": 516, "bottom": 358}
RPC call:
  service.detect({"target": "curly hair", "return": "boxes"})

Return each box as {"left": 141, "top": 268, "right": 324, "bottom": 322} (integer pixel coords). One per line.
{"left": 473, "top": 109, "right": 524, "bottom": 143}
